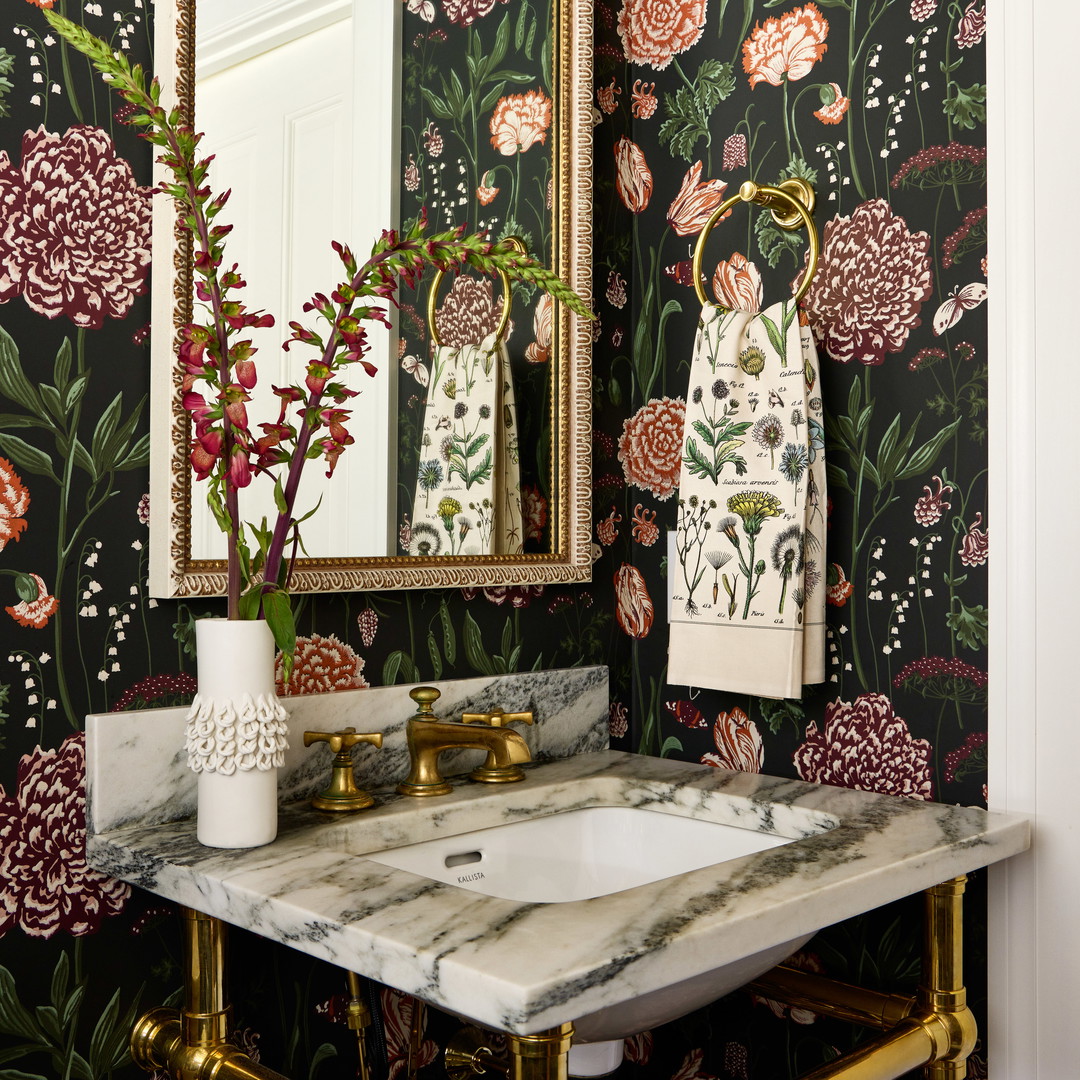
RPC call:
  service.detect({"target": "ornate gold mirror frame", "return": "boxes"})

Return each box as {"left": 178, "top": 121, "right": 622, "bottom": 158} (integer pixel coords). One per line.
{"left": 148, "top": 0, "right": 594, "bottom": 596}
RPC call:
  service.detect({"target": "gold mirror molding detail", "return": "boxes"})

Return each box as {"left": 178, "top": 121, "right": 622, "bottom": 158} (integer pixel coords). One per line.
{"left": 148, "top": 0, "right": 595, "bottom": 597}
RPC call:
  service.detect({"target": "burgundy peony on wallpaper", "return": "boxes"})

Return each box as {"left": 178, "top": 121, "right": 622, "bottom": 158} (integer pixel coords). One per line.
{"left": 0, "top": 1, "right": 988, "bottom": 1078}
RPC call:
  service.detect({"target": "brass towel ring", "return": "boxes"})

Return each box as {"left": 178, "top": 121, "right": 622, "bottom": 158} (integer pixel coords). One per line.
{"left": 427, "top": 236, "right": 527, "bottom": 348}
{"left": 691, "top": 179, "right": 820, "bottom": 309}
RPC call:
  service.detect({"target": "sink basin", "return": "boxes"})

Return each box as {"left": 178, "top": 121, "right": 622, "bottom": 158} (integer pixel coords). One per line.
{"left": 366, "top": 804, "right": 799, "bottom": 903}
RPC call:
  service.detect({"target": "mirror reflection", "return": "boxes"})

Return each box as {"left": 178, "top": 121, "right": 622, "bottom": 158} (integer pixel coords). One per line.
{"left": 149, "top": 0, "right": 593, "bottom": 596}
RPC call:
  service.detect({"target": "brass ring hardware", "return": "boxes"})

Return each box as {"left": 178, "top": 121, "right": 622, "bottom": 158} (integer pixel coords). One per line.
{"left": 428, "top": 237, "right": 527, "bottom": 347}
{"left": 691, "top": 178, "right": 819, "bottom": 309}
{"left": 303, "top": 728, "right": 384, "bottom": 812}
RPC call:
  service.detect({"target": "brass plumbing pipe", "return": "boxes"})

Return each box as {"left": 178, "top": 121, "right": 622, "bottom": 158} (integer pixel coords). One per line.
{"left": 506, "top": 1024, "right": 574, "bottom": 1080}
{"left": 130, "top": 908, "right": 289, "bottom": 1080}
{"left": 750, "top": 877, "right": 976, "bottom": 1080}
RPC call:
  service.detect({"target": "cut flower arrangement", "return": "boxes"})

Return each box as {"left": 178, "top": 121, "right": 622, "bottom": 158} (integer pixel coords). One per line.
{"left": 46, "top": 11, "right": 591, "bottom": 677}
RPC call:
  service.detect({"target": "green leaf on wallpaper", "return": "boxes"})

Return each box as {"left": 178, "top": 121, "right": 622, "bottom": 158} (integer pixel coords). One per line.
{"left": 0, "top": 413, "right": 39, "bottom": 430}
{"left": 0, "top": 434, "right": 56, "bottom": 481}
{"left": 426, "top": 631, "right": 443, "bottom": 680}
{"left": 48, "top": 954, "right": 68, "bottom": 1016}
{"left": 0, "top": 965, "right": 38, "bottom": 1039}
{"left": 478, "top": 81, "right": 507, "bottom": 113}
{"left": 894, "top": 416, "right": 962, "bottom": 482}
{"left": 491, "top": 12, "right": 510, "bottom": 69}
{"left": 420, "top": 85, "right": 453, "bottom": 120}
{"left": 781, "top": 157, "right": 818, "bottom": 186}
{"left": 462, "top": 612, "right": 495, "bottom": 676}
{"left": 439, "top": 597, "right": 457, "bottom": 665}
{"left": 943, "top": 82, "right": 986, "bottom": 129}
{"left": 758, "top": 697, "right": 806, "bottom": 735}
{"left": 383, "top": 650, "right": 419, "bottom": 685}
{"left": 0, "top": 326, "right": 42, "bottom": 416}
{"left": 660, "top": 736, "right": 683, "bottom": 757}
{"left": 52, "top": 335, "right": 71, "bottom": 391}
{"left": 826, "top": 461, "right": 852, "bottom": 492}
{"left": 947, "top": 600, "right": 988, "bottom": 650}
{"left": 659, "top": 61, "right": 734, "bottom": 162}
{"left": 63, "top": 372, "right": 90, "bottom": 413}
{"left": 755, "top": 211, "right": 804, "bottom": 269}
{"left": 0, "top": 47, "right": 13, "bottom": 120}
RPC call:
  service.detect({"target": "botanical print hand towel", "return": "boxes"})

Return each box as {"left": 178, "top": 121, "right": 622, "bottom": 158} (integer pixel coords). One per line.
{"left": 410, "top": 336, "right": 524, "bottom": 556}
{"left": 668, "top": 301, "right": 826, "bottom": 699}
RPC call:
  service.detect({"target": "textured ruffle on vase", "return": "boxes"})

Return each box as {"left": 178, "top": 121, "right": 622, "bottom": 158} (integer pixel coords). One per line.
{"left": 184, "top": 692, "right": 289, "bottom": 774}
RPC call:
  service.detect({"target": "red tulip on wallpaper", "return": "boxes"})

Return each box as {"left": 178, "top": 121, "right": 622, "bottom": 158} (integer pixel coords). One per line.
{"left": 666, "top": 161, "right": 727, "bottom": 237}
{"left": 711, "top": 253, "right": 763, "bottom": 313}
{"left": 614, "top": 563, "right": 654, "bottom": 638}
{"left": 614, "top": 136, "right": 653, "bottom": 213}
{"left": 702, "top": 708, "right": 765, "bottom": 773}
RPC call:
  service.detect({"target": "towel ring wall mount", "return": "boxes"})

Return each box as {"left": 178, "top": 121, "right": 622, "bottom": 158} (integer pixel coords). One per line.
{"left": 427, "top": 236, "right": 527, "bottom": 348}
{"left": 692, "top": 179, "right": 820, "bottom": 309}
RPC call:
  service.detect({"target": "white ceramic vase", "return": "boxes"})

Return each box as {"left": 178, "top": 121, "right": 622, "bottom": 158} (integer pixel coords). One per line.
{"left": 184, "top": 618, "right": 289, "bottom": 848}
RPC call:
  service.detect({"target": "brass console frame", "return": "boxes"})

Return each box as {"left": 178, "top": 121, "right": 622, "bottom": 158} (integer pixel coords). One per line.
{"left": 132, "top": 879, "right": 975, "bottom": 1080}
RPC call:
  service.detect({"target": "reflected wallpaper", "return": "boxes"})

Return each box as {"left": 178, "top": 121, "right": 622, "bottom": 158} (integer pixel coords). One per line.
{"left": 0, "top": 1, "right": 987, "bottom": 1078}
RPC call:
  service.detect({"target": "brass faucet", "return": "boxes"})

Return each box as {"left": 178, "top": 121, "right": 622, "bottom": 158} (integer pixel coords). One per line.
{"left": 397, "top": 687, "right": 531, "bottom": 797}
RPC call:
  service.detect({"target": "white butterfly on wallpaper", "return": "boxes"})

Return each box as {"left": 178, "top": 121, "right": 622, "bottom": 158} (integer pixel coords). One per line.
{"left": 932, "top": 282, "right": 988, "bottom": 336}
{"left": 401, "top": 354, "right": 430, "bottom": 387}
{"left": 406, "top": 0, "right": 436, "bottom": 20}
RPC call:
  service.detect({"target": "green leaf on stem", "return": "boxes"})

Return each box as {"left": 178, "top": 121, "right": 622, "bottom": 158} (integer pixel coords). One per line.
{"left": 0, "top": 435, "right": 57, "bottom": 481}
{"left": 261, "top": 588, "right": 296, "bottom": 681}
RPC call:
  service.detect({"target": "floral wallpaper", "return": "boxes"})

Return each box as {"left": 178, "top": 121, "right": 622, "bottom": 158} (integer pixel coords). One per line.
{"left": 0, "top": 1, "right": 988, "bottom": 1079}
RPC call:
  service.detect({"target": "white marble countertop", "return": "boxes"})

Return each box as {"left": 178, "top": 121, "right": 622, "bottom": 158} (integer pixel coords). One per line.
{"left": 87, "top": 750, "right": 1030, "bottom": 1037}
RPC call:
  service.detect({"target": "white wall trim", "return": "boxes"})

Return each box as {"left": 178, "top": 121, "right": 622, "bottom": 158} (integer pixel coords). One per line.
{"left": 988, "top": 1, "right": 1080, "bottom": 1076}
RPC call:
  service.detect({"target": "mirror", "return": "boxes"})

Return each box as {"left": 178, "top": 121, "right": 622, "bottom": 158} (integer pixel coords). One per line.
{"left": 148, "top": 0, "right": 593, "bottom": 596}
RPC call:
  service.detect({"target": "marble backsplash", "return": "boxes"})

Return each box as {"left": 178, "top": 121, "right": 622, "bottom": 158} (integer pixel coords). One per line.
{"left": 86, "top": 666, "right": 609, "bottom": 834}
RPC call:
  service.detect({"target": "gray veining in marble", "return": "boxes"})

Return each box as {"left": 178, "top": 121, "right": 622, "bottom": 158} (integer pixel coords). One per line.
{"left": 87, "top": 746, "right": 1030, "bottom": 1038}
{"left": 85, "top": 666, "right": 608, "bottom": 833}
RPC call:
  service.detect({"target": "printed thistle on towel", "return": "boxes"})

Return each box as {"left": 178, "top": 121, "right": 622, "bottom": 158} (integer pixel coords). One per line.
{"left": 669, "top": 300, "right": 826, "bottom": 700}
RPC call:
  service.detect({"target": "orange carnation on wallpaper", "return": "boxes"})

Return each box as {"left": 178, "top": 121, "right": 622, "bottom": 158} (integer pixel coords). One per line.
{"left": 489, "top": 89, "right": 552, "bottom": 156}
{"left": 742, "top": 3, "right": 829, "bottom": 88}
{"left": 617, "top": 0, "right": 708, "bottom": 71}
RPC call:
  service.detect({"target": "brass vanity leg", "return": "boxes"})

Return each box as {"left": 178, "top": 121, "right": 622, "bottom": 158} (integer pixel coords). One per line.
{"left": 130, "top": 908, "right": 289, "bottom": 1080}
{"left": 506, "top": 1023, "right": 575, "bottom": 1080}
{"left": 754, "top": 877, "right": 976, "bottom": 1080}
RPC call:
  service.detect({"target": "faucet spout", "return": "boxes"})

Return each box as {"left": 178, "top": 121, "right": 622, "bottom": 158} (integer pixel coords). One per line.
{"left": 397, "top": 719, "right": 531, "bottom": 797}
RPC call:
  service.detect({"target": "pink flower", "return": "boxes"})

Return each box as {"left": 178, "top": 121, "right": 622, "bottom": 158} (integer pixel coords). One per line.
{"left": 0, "top": 126, "right": 152, "bottom": 328}
{"left": 609, "top": 701, "right": 629, "bottom": 739}
{"left": 404, "top": 154, "right": 419, "bottom": 192}
{"left": 618, "top": 397, "right": 686, "bottom": 500}
{"left": 0, "top": 456, "right": 30, "bottom": 553}
{"left": 441, "top": 0, "right": 508, "bottom": 27}
{"left": 614, "top": 563, "right": 654, "bottom": 638}
{"left": 955, "top": 2, "right": 985, "bottom": 48}
{"left": 667, "top": 161, "right": 728, "bottom": 237}
{"left": 794, "top": 693, "right": 934, "bottom": 800}
{"left": 914, "top": 475, "right": 953, "bottom": 526}
{"left": 631, "top": 503, "right": 660, "bottom": 546}
{"left": 722, "top": 133, "right": 747, "bottom": 171}
{"left": 614, "top": 137, "right": 653, "bottom": 213}
{"left": 607, "top": 270, "right": 628, "bottom": 309}
{"left": 460, "top": 584, "right": 544, "bottom": 607}
{"left": 826, "top": 562, "right": 853, "bottom": 606}
{"left": 800, "top": 199, "right": 933, "bottom": 366}
{"left": 434, "top": 274, "right": 502, "bottom": 348}
{"left": 596, "top": 507, "right": 622, "bottom": 546}
{"left": 597, "top": 78, "right": 622, "bottom": 115}
{"left": 617, "top": 0, "right": 708, "bottom": 71}
{"left": 357, "top": 609, "right": 379, "bottom": 648}
{"left": 958, "top": 512, "right": 988, "bottom": 566}
{"left": 276, "top": 633, "right": 369, "bottom": 696}
{"left": 702, "top": 708, "right": 763, "bottom": 773}
{"left": 525, "top": 293, "right": 552, "bottom": 364}
{"left": 5, "top": 573, "right": 58, "bottom": 629}
{"left": 910, "top": 0, "right": 938, "bottom": 19}
{"left": 0, "top": 734, "right": 130, "bottom": 938}
{"left": 477, "top": 171, "right": 499, "bottom": 205}
{"left": 521, "top": 484, "right": 548, "bottom": 542}
{"left": 741, "top": 3, "right": 829, "bottom": 89}
{"left": 631, "top": 79, "right": 658, "bottom": 119}
{"left": 489, "top": 89, "right": 552, "bottom": 155}
{"left": 813, "top": 83, "right": 850, "bottom": 124}
{"left": 711, "top": 253, "right": 763, "bottom": 312}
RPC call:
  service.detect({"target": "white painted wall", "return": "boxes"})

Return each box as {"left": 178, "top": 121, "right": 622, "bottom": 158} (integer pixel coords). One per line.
{"left": 988, "top": 1, "right": 1080, "bottom": 1075}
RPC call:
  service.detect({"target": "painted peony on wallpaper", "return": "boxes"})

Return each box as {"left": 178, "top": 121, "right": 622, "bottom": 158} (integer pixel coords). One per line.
{"left": 0, "top": 1, "right": 988, "bottom": 1078}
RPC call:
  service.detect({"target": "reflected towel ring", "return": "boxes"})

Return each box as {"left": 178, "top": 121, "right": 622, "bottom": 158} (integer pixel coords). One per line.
{"left": 691, "top": 179, "right": 820, "bottom": 309}
{"left": 427, "top": 236, "right": 527, "bottom": 348}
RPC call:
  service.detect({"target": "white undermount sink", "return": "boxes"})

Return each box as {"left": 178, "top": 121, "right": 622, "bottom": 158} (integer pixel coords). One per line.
{"left": 366, "top": 804, "right": 798, "bottom": 903}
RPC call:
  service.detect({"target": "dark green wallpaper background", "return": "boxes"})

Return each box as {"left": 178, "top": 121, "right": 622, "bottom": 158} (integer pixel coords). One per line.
{"left": 0, "top": 1, "right": 989, "bottom": 1077}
